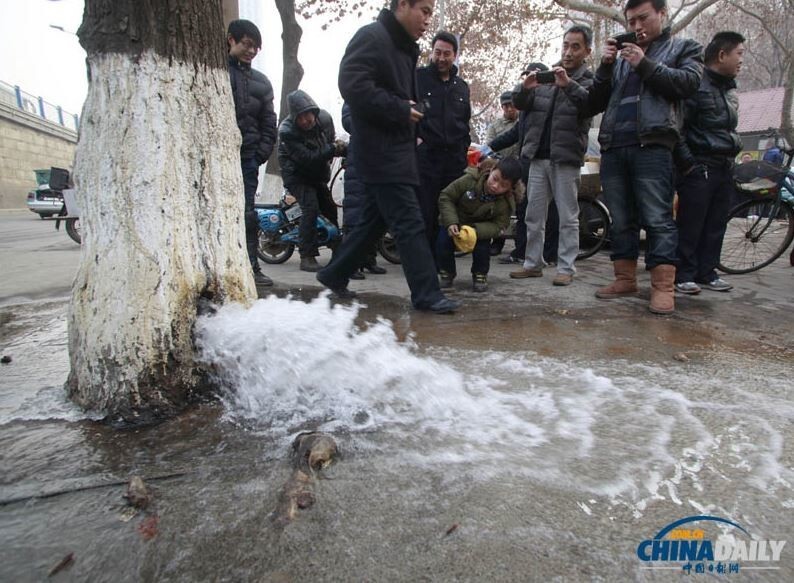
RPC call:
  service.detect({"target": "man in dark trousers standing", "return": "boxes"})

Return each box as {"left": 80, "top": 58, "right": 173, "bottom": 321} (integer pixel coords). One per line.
{"left": 317, "top": 0, "right": 460, "bottom": 314}
{"left": 588, "top": 0, "right": 702, "bottom": 314}
{"left": 416, "top": 30, "right": 472, "bottom": 254}
{"left": 227, "top": 19, "right": 277, "bottom": 286}
{"left": 674, "top": 32, "right": 745, "bottom": 295}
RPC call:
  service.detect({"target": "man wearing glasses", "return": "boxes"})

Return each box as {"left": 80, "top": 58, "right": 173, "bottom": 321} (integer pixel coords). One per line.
{"left": 227, "top": 19, "right": 278, "bottom": 287}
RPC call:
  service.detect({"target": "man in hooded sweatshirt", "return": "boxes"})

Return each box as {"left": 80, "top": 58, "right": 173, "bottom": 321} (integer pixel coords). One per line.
{"left": 227, "top": 19, "right": 277, "bottom": 286}
{"left": 278, "top": 89, "right": 346, "bottom": 272}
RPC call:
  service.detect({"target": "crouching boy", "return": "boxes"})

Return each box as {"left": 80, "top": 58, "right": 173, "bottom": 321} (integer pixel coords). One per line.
{"left": 437, "top": 157, "right": 524, "bottom": 291}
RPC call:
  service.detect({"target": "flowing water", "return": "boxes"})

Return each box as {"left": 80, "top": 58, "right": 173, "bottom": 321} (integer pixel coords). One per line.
{"left": 1, "top": 295, "right": 792, "bottom": 581}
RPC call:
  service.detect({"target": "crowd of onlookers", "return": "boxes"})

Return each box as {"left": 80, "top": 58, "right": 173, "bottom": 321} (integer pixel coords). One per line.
{"left": 226, "top": 0, "right": 787, "bottom": 315}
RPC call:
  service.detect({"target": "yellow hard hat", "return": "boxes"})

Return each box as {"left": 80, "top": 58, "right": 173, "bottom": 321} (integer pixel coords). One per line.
{"left": 453, "top": 225, "right": 477, "bottom": 253}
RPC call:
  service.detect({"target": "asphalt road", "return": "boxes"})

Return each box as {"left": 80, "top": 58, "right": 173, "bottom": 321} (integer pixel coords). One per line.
{"left": 0, "top": 210, "right": 81, "bottom": 305}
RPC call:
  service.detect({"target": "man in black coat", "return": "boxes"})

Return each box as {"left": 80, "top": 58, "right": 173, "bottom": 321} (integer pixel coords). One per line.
{"left": 673, "top": 32, "right": 745, "bottom": 295}
{"left": 316, "top": 0, "right": 459, "bottom": 314}
{"left": 228, "top": 19, "right": 278, "bottom": 286}
{"left": 416, "top": 30, "right": 472, "bottom": 254}
{"left": 278, "top": 90, "right": 345, "bottom": 272}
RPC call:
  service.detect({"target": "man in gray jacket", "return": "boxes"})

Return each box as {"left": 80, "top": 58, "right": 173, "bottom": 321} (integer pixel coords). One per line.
{"left": 588, "top": 0, "right": 703, "bottom": 314}
{"left": 508, "top": 25, "right": 595, "bottom": 286}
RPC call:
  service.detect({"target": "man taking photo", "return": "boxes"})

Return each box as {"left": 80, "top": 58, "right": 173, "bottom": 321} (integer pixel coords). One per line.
{"left": 588, "top": 0, "right": 703, "bottom": 314}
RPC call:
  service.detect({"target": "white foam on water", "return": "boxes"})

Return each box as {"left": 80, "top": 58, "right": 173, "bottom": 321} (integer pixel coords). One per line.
{"left": 196, "top": 296, "right": 794, "bottom": 508}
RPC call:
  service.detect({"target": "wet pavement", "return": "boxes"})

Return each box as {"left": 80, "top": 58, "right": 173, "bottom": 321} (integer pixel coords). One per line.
{"left": 1, "top": 210, "right": 792, "bottom": 581}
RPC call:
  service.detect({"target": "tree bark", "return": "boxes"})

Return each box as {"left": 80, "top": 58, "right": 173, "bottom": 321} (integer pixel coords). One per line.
{"left": 267, "top": 0, "right": 304, "bottom": 176}
{"left": 222, "top": 0, "right": 239, "bottom": 27}
{"left": 69, "top": 0, "right": 256, "bottom": 424}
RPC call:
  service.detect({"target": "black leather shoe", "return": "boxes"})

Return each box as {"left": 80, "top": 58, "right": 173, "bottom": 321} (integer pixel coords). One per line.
{"left": 362, "top": 264, "right": 387, "bottom": 274}
{"left": 300, "top": 257, "right": 321, "bottom": 272}
{"left": 316, "top": 272, "right": 357, "bottom": 300}
{"left": 253, "top": 271, "right": 273, "bottom": 286}
{"left": 425, "top": 297, "right": 461, "bottom": 314}
{"left": 498, "top": 255, "right": 523, "bottom": 265}
{"left": 350, "top": 270, "right": 366, "bottom": 280}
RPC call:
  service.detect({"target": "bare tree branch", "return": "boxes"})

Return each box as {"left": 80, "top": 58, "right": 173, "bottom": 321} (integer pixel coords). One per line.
{"left": 553, "top": 0, "right": 624, "bottom": 24}
{"left": 725, "top": 0, "right": 791, "bottom": 57}
{"left": 670, "top": 0, "right": 723, "bottom": 34}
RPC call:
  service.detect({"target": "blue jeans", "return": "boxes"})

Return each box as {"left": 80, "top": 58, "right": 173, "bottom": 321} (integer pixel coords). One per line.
{"left": 436, "top": 228, "right": 491, "bottom": 276}
{"left": 600, "top": 146, "right": 678, "bottom": 269}
{"left": 318, "top": 183, "right": 442, "bottom": 308}
{"left": 241, "top": 158, "right": 260, "bottom": 271}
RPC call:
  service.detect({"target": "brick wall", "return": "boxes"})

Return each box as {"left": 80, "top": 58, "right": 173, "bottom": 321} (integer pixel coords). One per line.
{"left": 0, "top": 102, "right": 77, "bottom": 209}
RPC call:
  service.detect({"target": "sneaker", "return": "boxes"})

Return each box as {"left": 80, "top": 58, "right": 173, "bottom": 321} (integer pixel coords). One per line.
{"left": 300, "top": 257, "right": 321, "bottom": 272}
{"left": 253, "top": 271, "right": 273, "bottom": 286}
{"left": 350, "top": 269, "right": 366, "bottom": 280}
{"left": 552, "top": 273, "right": 573, "bottom": 286}
{"left": 509, "top": 267, "right": 543, "bottom": 279}
{"left": 472, "top": 273, "right": 488, "bottom": 292}
{"left": 675, "top": 281, "right": 701, "bottom": 295}
{"left": 498, "top": 255, "right": 523, "bottom": 265}
{"left": 701, "top": 277, "right": 733, "bottom": 292}
{"left": 438, "top": 270, "right": 455, "bottom": 289}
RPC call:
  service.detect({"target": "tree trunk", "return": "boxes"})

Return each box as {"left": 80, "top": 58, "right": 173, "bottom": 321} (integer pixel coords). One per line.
{"left": 267, "top": 0, "right": 304, "bottom": 175}
{"left": 69, "top": 0, "right": 256, "bottom": 424}
{"left": 781, "top": 65, "right": 794, "bottom": 147}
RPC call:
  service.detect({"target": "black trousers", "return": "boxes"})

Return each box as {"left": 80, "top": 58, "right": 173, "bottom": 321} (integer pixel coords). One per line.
{"left": 242, "top": 158, "right": 260, "bottom": 271}
{"left": 417, "top": 146, "right": 467, "bottom": 256}
{"left": 675, "top": 163, "right": 733, "bottom": 283}
{"left": 294, "top": 183, "right": 338, "bottom": 258}
{"left": 318, "top": 183, "right": 443, "bottom": 308}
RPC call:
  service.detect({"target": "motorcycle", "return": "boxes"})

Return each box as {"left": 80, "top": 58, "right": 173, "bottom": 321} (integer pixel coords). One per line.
{"left": 256, "top": 192, "right": 341, "bottom": 264}
{"left": 45, "top": 166, "right": 82, "bottom": 244}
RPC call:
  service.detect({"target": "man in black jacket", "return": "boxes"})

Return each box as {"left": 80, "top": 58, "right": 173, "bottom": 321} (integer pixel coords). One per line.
{"left": 416, "top": 30, "right": 472, "bottom": 254}
{"left": 278, "top": 90, "right": 345, "bottom": 272}
{"left": 588, "top": 0, "right": 703, "bottom": 314}
{"left": 317, "top": 0, "right": 459, "bottom": 314}
{"left": 507, "top": 26, "right": 595, "bottom": 287}
{"left": 228, "top": 20, "right": 278, "bottom": 286}
{"left": 674, "top": 32, "right": 745, "bottom": 295}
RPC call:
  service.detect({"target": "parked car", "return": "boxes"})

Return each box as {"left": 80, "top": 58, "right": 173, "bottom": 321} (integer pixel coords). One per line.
{"left": 26, "top": 183, "right": 64, "bottom": 218}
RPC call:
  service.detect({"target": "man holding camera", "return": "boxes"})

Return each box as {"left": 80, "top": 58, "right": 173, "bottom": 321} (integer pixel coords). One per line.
{"left": 416, "top": 31, "right": 472, "bottom": 254}
{"left": 508, "top": 25, "right": 595, "bottom": 286}
{"left": 588, "top": 0, "right": 703, "bottom": 314}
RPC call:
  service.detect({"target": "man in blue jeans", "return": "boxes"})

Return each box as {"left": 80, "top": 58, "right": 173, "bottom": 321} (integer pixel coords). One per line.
{"left": 228, "top": 20, "right": 277, "bottom": 286}
{"left": 317, "top": 0, "right": 460, "bottom": 314}
{"left": 587, "top": 0, "right": 702, "bottom": 314}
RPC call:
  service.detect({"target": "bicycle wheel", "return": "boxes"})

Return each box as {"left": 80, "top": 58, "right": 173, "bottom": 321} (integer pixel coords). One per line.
{"left": 576, "top": 197, "right": 610, "bottom": 260}
{"left": 719, "top": 198, "right": 794, "bottom": 274}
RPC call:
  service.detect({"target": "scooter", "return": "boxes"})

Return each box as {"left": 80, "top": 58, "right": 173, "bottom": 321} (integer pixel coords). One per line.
{"left": 255, "top": 192, "right": 341, "bottom": 264}
{"left": 43, "top": 167, "right": 81, "bottom": 244}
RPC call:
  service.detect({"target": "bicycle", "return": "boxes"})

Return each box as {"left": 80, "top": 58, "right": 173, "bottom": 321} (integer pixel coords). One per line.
{"left": 718, "top": 137, "right": 794, "bottom": 274}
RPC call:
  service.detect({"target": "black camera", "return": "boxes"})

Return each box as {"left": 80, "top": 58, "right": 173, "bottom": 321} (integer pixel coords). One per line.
{"left": 535, "top": 71, "right": 556, "bottom": 84}
{"left": 613, "top": 31, "right": 638, "bottom": 50}
{"left": 414, "top": 99, "right": 431, "bottom": 114}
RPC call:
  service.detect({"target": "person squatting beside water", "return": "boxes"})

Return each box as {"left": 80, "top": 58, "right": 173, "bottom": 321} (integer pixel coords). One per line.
{"left": 416, "top": 30, "right": 472, "bottom": 259}
{"left": 587, "top": 0, "right": 703, "bottom": 314}
{"left": 508, "top": 25, "right": 595, "bottom": 287}
{"left": 277, "top": 90, "right": 347, "bottom": 273}
{"left": 340, "top": 102, "right": 388, "bottom": 281}
{"left": 317, "top": 0, "right": 461, "bottom": 314}
{"left": 437, "top": 157, "right": 524, "bottom": 292}
{"left": 227, "top": 19, "right": 277, "bottom": 287}
{"left": 673, "top": 31, "right": 745, "bottom": 295}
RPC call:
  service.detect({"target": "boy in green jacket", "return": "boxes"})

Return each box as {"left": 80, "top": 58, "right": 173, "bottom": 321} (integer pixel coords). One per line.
{"left": 437, "top": 157, "right": 524, "bottom": 291}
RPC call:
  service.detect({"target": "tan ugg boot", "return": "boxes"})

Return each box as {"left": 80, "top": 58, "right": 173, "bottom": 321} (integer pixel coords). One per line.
{"left": 649, "top": 264, "right": 676, "bottom": 315}
{"left": 595, "top": 259, "right": 639, "bottom": 299}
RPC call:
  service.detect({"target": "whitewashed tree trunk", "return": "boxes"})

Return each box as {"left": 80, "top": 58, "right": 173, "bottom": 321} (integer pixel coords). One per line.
{"left": 68, "top": 1, "right": 256, "bottom": 423}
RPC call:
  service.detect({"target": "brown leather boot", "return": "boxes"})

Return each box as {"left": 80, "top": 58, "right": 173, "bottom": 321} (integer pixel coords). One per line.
{"left": 649, "top": 264, "right": 676, "bottom": 315}
{"left": 595, "top": 259, "right": 638, "bottom": 299}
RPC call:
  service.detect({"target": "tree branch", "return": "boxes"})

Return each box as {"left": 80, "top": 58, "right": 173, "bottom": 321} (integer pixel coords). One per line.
{"left": 670, "top": 0, "right": 723, "bottom": 34}
{"left": 552, "top": 0, "right": 624, "bottom": 24}
{"left": 725, "top": 0, "right": 791, "bottom": 57}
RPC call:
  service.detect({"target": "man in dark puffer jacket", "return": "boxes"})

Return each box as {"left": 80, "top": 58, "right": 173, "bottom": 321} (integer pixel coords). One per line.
{"left": 228, "top": 19, "right": 277, "bottom": 286}
{"left": 278, "top": 90, "right": 346, "bottom": 272}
